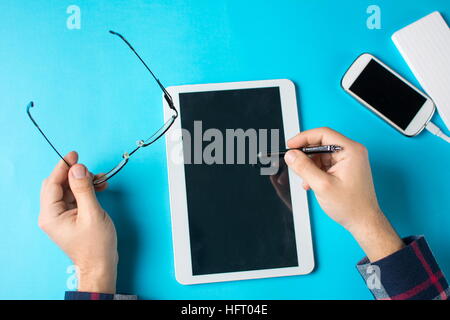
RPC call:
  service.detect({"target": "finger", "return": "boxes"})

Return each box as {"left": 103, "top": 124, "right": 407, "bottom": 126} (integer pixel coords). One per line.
{"left": 47, "top": 151, "right": 78, "bottom": 184}
{"left": 287, "top": 127, "right": 354, "bottom": 161}
{"left": 62, "top": 187, "right": 76, "bottom": 206}
{"left": 93, "top": 173, "right": 109, "bottom": 192}
{"left": 68, "top": 164, "right": 103, "bottom": 215}
{"left": 94, "top": 181, "right": 109, "bottom": 192}
{"left": 310, "top": 154, "right": 324, "bottom": 170}
{"left": 287, "top": 127, "right": 351, "bottom": 147}
{"left": 40, "top": 180, "right": 67, "bottom": 219}
{"left": 284, "top": 150, "right": 333, "bottom": 190}
{"left": 41, "top": 151, "right": 78, "bottom": 211}
{"left": 320, "top": 153, "right": 333, "bottom": 170}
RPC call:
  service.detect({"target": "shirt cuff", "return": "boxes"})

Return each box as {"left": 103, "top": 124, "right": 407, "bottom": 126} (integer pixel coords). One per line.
{"left": 356, "top": 235, "right": 449, "bottom": 300}
{"left": 65, "top": 291, "right": 138, "bottom": 300}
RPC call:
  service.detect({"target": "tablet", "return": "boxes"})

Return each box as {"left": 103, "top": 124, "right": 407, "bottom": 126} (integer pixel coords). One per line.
{"left": 164, "top": 79, "right": 314, "bottom": 284}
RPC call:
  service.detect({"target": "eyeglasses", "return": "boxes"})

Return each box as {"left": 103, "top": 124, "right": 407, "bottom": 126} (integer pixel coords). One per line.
{"left": 27, "top": 30, "right": 178, "bottom": 185}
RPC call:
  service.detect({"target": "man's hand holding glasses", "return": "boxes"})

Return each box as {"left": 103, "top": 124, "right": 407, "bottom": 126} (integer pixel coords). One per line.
{"left": 31, "top": 31, "right": 177, "bottom": 295}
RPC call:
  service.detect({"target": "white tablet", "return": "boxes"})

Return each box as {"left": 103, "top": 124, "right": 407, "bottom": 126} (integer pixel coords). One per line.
{"left": 163, "top": 79, "right": 314, "bottom": 285}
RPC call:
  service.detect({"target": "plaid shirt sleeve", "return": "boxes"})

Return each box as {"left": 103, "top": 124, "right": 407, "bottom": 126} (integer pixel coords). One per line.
{"left": 357, "top": 235, "right": 449, "bottom": 300}
{"left": 65, "top": 291, "right": 137, "bottom": 300}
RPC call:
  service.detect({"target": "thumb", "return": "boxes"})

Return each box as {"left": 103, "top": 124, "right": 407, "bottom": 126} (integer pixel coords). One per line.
{"left": 68, "top": 164, "right": 102, "bottom": 214}
{"left": 284, "top": 150, "right": 331, "bottom": 190}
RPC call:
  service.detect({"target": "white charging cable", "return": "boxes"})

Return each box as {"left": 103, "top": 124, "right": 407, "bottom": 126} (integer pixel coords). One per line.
{"left": 426, "top": 121, "right": 450, "bottom": 143}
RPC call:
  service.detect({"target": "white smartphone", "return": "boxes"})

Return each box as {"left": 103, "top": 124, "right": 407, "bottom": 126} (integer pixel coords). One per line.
{"left": 341, "top": 53, "right": 435, "bottom": 136}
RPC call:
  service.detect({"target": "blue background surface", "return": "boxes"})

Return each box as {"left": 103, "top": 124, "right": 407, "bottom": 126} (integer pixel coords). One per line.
{"left": 0, "top": 0, "right": 449, "bottom": 299}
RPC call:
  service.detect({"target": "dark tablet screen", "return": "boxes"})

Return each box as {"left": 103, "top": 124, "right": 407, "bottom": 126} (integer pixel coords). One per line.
{"left": 179, "top": 87, "right": 299, "bottom": 275}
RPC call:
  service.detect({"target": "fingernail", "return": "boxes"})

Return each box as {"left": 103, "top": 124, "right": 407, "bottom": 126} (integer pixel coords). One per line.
{"left": 72, "top": 165, "right": 86, "bottom": 179}
{"left": 284, "top": 151, "right": 297, "bottom": 164}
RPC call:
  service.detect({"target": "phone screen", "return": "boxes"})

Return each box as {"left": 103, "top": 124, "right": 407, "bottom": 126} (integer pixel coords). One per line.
{"left": 349, "top": 59, "right": 426, "bottom": 130}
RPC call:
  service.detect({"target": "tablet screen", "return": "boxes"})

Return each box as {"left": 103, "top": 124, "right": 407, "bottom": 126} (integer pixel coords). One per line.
{"left": 179, "top": 87, "right": 299, "bottom": 275}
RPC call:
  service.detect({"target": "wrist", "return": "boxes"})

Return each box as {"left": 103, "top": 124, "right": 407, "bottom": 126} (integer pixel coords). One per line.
{"left": 348, "top": 209, "right": 405, "bottom": 262}
{"left": 77, "top": 265, "right": 117, "bottom": 294}
{"left": 345, "top": 207, "right": 384, "bottom": 236}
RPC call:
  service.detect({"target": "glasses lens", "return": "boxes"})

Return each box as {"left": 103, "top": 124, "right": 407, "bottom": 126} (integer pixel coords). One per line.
{"left": 93, "top": 157, "right": 128, "bottom": 185}
{"left": 141, "top": 115, "right": 176, "bottom": 147}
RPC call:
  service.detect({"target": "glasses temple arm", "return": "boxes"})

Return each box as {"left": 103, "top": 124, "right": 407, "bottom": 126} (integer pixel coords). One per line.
{"left": 27, "top": 102, "right": 70, "bottom": 167}
{"left": 109, "top": 30, "right": 177, "bottom": 112}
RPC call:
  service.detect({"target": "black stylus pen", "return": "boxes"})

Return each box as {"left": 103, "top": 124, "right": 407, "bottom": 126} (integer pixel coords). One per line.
{"left": 257, "top": 145, "right": 343, "bottom": 158}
